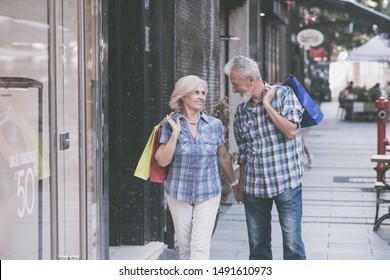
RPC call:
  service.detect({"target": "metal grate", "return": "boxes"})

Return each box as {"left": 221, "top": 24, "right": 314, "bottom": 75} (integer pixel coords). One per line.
{"left": 175, "top": 0, "right": 220, "bottom": 113}
{"left": 333, "top": 176, "right": 376, "bottom": 183}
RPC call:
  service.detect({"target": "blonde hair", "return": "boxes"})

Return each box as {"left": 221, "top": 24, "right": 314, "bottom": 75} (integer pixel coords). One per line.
{"left": 169, "top": 75, "right": 208, "bottom": 112}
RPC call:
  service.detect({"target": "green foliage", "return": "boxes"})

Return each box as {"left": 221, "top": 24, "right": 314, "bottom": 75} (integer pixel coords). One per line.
{"left": 211, "top": 97, "right": 232, "bottom": 204}
{"left": 354, "top": 86, "right": 369, "bottom": 101}
{"left": 293, "top": 1, "right": 390, "bottom": 59}
{"left": 368, "top": 87, "right": 382, "bottom": 101}
{"left": 353, "top": 86, "right": 381, "bottom": 102}
{"left": 211, "top": 96, "right": 230, "bottom": 149}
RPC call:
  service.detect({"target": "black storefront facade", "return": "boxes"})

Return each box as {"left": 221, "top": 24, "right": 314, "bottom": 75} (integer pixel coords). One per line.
{"left": 107, "top": 0, "right": 224, "bottom": 252}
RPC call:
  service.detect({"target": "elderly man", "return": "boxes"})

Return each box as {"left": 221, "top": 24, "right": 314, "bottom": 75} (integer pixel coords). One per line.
{"left": 224, "top": 55, "right": 306, "bottom": 260}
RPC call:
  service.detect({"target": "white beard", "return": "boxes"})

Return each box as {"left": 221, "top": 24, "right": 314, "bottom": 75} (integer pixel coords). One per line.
{"left": 241, "top": 90, "right": 252, "bottom": 102}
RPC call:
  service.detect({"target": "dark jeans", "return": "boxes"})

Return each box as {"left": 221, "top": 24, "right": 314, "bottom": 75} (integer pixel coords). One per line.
{"left": 244, "top": 186, "right": 306, "bottom": 260}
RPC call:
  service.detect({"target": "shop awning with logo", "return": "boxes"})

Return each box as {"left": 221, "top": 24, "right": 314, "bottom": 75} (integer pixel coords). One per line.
{"left": 297, "top": 0, "right": 390, "bottom": 34}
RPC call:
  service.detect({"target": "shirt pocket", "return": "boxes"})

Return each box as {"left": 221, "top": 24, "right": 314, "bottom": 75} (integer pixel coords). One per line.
{"left": 241, "top": 121, "right": 257, "bottom": 141}
{"left": 201, "top": 135, "right": 219, "bottom": 155}
{"left": 175, "top": 134, "right": 190, "bottom": 155}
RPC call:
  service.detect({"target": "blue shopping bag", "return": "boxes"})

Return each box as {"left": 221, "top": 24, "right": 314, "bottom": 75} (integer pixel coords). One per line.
{"left": 283, "top": 75, "right": 324, "bottom": 127}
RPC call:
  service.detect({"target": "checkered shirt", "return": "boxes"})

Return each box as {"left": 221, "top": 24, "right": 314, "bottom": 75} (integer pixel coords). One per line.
{"left": 160, "top": 112, "right": 224, "bottom": 204}
{"left": 233, "top": 83, "right": 305, "bottom": 198}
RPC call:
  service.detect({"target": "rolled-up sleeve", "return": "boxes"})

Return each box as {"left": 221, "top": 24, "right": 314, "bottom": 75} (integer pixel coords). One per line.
{"left": 159, "top": 120, "right": 170, "bottom": 144}
{"left": 280, "top": 86, "right": 303, "bottom": 125}
{"left": 217, "top": 120, "right": 225, "bottom": 146}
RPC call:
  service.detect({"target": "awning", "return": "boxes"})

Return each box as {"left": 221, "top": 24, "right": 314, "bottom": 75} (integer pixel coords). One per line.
{"left": 297, "top": 0, "right": 390, "bottom": 34}
{"left": 347, "top": 35, "right": 390, "bottom": 62}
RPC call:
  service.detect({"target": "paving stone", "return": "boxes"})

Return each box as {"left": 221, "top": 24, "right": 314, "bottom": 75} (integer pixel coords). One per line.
{"left": 208, "top": 102, "right": 390, "bottom": 260}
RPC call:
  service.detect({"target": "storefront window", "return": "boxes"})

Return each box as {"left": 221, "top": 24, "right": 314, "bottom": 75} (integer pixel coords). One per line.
{"left": 0, "top": 0, "right": 103, "bottom": 260}
{"left": 0, "top": 0, "right": 50, "bottom": 260}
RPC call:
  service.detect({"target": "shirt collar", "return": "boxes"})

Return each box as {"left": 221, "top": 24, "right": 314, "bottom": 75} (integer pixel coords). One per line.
{"left": 200, "top": 112, "right": 210, "bottom": 123}
{"left": 176, "top": 111, "right": 210, "bottom": 123}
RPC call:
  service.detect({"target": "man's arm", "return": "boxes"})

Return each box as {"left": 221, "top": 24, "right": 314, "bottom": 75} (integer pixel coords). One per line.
{"left": 233, "top": 163, "right": 245, "bottom": 203}
{"left": 262, "top": 87, "right": 298, "bottom": 140}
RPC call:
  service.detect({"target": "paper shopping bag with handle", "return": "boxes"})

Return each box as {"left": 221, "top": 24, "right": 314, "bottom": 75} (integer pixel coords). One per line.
{"left": 134, "top": 123, "right": 161, "bottom": 180}
{"left": 149, "top": 125, "right": 168, "bottom": 183}
{"left": 134, "top": 122, "right": 168, "bottom": 183}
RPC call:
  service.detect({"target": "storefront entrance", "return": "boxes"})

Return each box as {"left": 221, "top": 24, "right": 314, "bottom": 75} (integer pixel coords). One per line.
{"left": 0, "top": 0, "right": 104, "bottom": 260}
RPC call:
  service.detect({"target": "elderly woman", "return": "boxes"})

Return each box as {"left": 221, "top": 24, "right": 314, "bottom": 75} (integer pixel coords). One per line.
{"left": 155, "top": 75, "right": 238, "bottom": 260}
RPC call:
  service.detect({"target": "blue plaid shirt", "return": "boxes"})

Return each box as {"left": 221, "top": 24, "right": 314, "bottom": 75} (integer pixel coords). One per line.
{"left": 160, "top": 112, "right": 224, "bottom": 204}
{"left": 233, "top": 83, "right": 305, "bottom": 198}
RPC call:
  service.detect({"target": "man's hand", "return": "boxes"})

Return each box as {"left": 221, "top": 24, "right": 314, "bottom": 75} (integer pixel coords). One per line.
{"left": 233, "top": 182, "right": 244, "bottom": 203}
{"left": 261, "top": 85, "right": 276, "bottom": 108}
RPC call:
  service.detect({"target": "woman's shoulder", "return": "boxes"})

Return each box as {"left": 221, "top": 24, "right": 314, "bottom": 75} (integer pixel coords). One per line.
{"left": 202, "top": 113, "right": 222, "bottom": 125}
{"left": 161, "top": 112, "right": 180, "bottom": 124}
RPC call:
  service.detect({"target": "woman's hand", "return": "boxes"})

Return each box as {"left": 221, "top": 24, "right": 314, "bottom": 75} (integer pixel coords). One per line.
{"left": 155, "top": 112, "right": 180, "bottom": 167}
{"left": 166, "top": 112, "right": 181, "bottom": 137}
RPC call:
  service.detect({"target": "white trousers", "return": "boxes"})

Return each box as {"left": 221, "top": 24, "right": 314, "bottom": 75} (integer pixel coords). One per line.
{"left": 165, "top": 192, "right": 220, "bottom": 260}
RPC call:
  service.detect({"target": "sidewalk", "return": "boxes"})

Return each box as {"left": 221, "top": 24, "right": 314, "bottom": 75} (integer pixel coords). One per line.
{"left": 159, "top": 101, "right": 390, "bottom": 260}
{"left": 209, "top": 101, "right": 390, "bottom": 260}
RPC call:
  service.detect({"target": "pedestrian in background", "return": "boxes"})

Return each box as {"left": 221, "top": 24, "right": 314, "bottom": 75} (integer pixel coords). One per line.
{"left": 224, "top": 55, "right": 306, "bottom": 260}
{"left": 341, "top": 81, "right": 354, "bottom": 99}
{"left": 155, "top": 75, "right": 238, "bottom": 260}
{"left": 310, "top": 71, "right": 325, "bottom": 105}
{"left": 302, "top": 128, "right": 314, "bottom": 168}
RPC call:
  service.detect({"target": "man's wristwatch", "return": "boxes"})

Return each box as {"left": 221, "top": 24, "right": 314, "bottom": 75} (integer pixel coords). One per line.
{"left": 229, "top": 179, "right": 239, "bottom": 188}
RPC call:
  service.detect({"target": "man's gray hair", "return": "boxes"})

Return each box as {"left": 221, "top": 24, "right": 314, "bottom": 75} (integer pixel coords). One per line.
{"left": 224, "top": 55, "right": 262, "bottom": 80}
